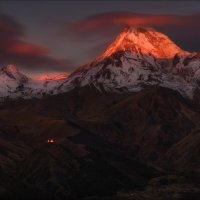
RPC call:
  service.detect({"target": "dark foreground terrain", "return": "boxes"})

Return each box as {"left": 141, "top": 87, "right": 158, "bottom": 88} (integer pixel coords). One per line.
{"left": 0, "top": 86, "right": 200, "bottom": 200}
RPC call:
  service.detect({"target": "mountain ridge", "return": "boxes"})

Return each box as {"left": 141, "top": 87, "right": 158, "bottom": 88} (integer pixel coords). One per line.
{"left": 0, "top": 26, "right": 199, "bottom": 101}
{"left": 0, "top": 64, "right": 68, "bottom": 100}
{"left": 59, "top": 27, "right": 200, "bottom": 99}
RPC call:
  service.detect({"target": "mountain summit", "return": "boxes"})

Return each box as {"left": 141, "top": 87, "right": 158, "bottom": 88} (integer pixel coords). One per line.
{"left": 61, "top": 26, "right": 200, "bottom": 98}
{"left": 2, "top": 64, "right": 19, "bottom": 73}
{"left": 1, "top": 64, "right": 28, "bottom": 82}
{"left": 101, "top": 26, "right": 188, "bottom": 59}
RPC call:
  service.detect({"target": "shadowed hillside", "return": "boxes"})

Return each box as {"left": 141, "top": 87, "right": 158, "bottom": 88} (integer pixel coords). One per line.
{"left": 0, "top": 86, "right": 200, "bottom": 199}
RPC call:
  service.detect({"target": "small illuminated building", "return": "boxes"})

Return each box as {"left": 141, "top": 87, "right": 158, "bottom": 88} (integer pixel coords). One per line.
{"left": 47, "top": 139, "right": 55, "bottom": 143}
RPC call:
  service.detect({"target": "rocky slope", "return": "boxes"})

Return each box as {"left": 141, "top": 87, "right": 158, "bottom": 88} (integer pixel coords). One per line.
{"left": 0, "top": 87, "right": 200, "bottom": 199}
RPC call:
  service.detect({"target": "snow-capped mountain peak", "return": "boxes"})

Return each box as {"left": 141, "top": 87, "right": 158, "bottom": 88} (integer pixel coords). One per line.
{"left": 0, "top": 65, "right": 69, "bottom": 100}
{"left": 59, "top": 26, "right": 199, "bottom": 99}
{"left": 0, "top": 64, "right": 28, "bottom": 82}
{"left": 2, "top": 64, "right": 19, "bottom": 73}
{"left": 0, "top": 27, "right": 199, "bottom": 102}
{"left": 101, "top": 26, "right": 188, "bottom": 59}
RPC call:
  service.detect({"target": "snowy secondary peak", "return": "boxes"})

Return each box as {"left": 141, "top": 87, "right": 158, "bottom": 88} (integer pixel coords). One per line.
{"left": 0, "top": 64, "right": 69, "bottom": 100}
{"left": 0, "top": 64, "right": 28, "bottom": 82}
{"left": 101, "top": 26, "right": 188, "bottom": 59}
{"left": 1, "top": 64, "right": 19, "bottom": 74}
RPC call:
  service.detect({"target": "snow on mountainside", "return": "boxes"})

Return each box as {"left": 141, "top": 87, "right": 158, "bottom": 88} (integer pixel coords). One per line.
{"left": 0, "top": 65, "right": 29, "bottom": 97}
{"left": 58, "top": 26, "right": 200, "bottom": 98}
{"left": 0, "top": 65, "right": 68, "bottom": 101}
{"left": 100, "top": 26, "right": 188, "bottom": 59}
{"left": 0, "top": 26, "right": 199, "bottom": 101}
{"left": 25, "top": 73, "right": 68, "bottom": 98}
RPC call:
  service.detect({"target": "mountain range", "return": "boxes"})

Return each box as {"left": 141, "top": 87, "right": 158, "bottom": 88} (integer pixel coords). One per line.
{"left": 0, "top": 26, "right": 200, "bottom": 200}
{"left": 0, "top": 64, "right": 68, "bottom": 100}
{"left": 0, "top": 27, "right": 199, "bottom": 102}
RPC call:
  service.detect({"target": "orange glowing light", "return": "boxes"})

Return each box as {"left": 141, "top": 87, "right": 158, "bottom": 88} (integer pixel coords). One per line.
{"left": 11, "top": 42, "right": 47, "bottom": 54}
{"left": 100, "top": 26, "right": 188, "bottom": 59}
{"left": 34, "top": 74, "right": 68, "bottom": 81}
{"left": 47, "top": 139, "right": 55, "bottom": 143}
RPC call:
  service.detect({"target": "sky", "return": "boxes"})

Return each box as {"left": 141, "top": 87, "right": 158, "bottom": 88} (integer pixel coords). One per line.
{"left": 0, "top": 1, "right": 199, "bottom": 77}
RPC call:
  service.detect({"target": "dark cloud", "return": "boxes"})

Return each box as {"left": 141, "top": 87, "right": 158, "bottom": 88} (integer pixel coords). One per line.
{"left": 0, "top": 14, "right": 24, "bottom": 38}
{"left": 86, "top": 41, "right": 110, "bottom": 58}
{"left": 0, "top": 14, "right": 72, "bottom": 73}
{"left": 62, "top": 12, "right": 200, "bottom": 52}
